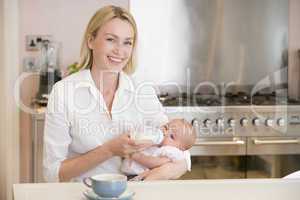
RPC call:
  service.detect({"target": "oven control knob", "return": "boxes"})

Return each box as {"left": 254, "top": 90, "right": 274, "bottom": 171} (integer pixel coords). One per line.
{"left": 277, "top": 118, "right": 285, "bottom": 127}
{"left": 253, "top": 118, "right": 260, "bottom": 126}
{"left": 204, "top": 119, "right": 212, "bottom": 127}
{"left": 216, "top": 118, "right": 225, "bottom": 127}
{"left": 228, "top": 119, "right": 235, "bottom": 127}
{"left": 191, "top": 118, "right": 201, "bottom": 127}
{"left": 265, "top": 118, "right": 274, "bottom": 127}
{"left": 240, "top": 118, "right": 248, "bottom": 127}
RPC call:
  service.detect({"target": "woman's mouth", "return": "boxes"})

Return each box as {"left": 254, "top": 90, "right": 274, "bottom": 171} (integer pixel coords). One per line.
{"left": 107, "top": 56, "right": 124, "bottom": 64}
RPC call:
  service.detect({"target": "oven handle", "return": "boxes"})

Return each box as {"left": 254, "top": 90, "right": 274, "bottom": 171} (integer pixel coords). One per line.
{"left": 194, "top": 139, "right": 245, "bottom": 146}
{"left": 253, "top": 139, "right": 300, "bottom": 145}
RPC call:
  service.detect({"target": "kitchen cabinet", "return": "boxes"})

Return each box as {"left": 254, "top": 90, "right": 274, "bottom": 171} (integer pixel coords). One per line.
{"left": 31, "top": 113, "right": 45, "bottom": 183}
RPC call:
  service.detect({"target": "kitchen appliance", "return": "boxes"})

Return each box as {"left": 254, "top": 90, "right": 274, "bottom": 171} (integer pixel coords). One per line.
{"left": 35, "top": 40, "right": 61, "bottom": 105}
{"left": 130, "top": 0, "right": 300, "bottom": 179}
{"left": 160, "top": 92, "right": 300, "bottom": 179}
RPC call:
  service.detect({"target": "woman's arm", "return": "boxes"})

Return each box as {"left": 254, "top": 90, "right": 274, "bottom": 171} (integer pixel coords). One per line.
{"left": 143, "top": 159, "right": 187, "bottom": 180}
{"left": 58, "top": 134, "right": 135, "bottom": 182}
{"left": 59, "top": 143, "right": 113, "bottom": 182}
{"left": 131, "top": 159, "right": 187, "bottom": 181}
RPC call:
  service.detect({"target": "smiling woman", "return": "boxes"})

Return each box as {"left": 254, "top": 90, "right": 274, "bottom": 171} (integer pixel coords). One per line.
{"left": 43, "top": 5, "right": 190, "bottom": 183}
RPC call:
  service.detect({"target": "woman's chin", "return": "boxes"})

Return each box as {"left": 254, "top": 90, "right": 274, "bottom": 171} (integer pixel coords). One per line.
{"left": 95, "top": 64, "right": 125, "bottom": 73}
{"left": 109, "top": 65, "right": 125, "bottom": 72}
{"left": 108, "top": 63, "right": 127, "bottom": 72}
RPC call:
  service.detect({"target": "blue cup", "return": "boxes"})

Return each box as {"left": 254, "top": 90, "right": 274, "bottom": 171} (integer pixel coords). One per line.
{"left": 83, "top": 173, "right": 127, "bottom": 198}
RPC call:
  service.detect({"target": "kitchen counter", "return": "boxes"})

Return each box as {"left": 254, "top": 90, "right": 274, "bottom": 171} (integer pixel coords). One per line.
{"left": 13, "top": 179, "right": 300, "bottom": 200}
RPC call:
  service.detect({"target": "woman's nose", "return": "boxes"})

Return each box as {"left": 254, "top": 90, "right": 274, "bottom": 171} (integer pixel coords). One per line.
{"left": 112, "top": 42, "right": 122, "bottom": 55}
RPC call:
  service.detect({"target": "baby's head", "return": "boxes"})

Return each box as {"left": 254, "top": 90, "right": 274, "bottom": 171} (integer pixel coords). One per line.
{"left": 160, "top": 119, "right": 196, "bottom": 151}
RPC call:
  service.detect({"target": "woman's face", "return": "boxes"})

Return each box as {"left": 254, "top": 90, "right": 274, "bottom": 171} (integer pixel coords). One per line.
{"left": 88, "top": 18, "right": 134, "bottom": 72}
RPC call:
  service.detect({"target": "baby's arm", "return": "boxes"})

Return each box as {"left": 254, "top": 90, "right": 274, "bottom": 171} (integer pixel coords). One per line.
{"left": 131, "top": 152, "right": 171, "bottom": 169}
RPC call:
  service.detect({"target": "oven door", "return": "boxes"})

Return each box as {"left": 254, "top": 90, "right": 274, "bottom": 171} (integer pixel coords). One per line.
{"left": 182, "top": 137, "right": 247, "bottom": 179}
{"left": 181, "top": 137, "right": 300, "bottom": 179}
{"left": 246, "top": 137, "right": 300, "bottom": 178}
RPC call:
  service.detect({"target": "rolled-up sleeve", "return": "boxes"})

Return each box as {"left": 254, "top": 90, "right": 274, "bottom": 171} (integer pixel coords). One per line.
{"left": 43, "top": 83, "right": 71, "bottom": 182}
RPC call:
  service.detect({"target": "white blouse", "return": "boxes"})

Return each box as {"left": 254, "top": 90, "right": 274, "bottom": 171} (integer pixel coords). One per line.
{"left": 43, "top": 69, "right": 190, "bottom": 182}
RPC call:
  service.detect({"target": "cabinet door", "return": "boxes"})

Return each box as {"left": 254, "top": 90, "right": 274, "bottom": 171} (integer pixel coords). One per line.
{"left": 32, "top": 118, "right": 45, "bottom": 183}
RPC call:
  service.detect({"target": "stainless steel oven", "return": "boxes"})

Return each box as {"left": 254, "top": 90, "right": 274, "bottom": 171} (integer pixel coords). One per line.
{"left": 165, "top": 106, "right": 300, "bottom": 179}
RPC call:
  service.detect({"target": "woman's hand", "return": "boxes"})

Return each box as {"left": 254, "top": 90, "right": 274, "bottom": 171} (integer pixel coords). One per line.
{"left": 103, "top": 133, "right": 154, "bottom": 158}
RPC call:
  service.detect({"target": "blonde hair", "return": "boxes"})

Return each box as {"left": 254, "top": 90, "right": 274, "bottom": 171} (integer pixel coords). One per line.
{"left": 77, "top": 5, "right": 138, "bottom": 74}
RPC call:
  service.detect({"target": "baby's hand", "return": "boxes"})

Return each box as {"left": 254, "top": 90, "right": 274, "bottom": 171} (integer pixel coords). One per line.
{"left": 128, "top": 176, "right": 143, "bottom": 181}
{"left": 129, "top": 170, "right": 150, "bottom": 181}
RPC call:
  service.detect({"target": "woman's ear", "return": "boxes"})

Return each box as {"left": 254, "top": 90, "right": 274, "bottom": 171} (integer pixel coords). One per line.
{"left": 87, "top": 35, "right": 94, "bottom": 50}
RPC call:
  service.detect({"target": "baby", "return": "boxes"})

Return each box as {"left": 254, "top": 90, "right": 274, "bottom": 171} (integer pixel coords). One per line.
{"left": 121, "top": 119, "right": 196, "bottom": 177}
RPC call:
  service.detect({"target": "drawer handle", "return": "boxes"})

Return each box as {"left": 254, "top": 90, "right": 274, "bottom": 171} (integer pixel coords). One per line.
{"left": 194, "top": 139, "right": 245, "bottom": 146}
{"left": 253, "top": 139, "right": 300, "bottom": 145}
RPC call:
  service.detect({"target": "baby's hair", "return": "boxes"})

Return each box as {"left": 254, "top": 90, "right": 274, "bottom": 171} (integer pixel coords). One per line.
{"left": 169, "top": 119, "right": 197, "bottom": 150}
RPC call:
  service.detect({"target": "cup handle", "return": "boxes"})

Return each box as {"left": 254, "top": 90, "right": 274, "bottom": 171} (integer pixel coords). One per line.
{"left": 83, "top": 177, "right": 92, "bottom": 188}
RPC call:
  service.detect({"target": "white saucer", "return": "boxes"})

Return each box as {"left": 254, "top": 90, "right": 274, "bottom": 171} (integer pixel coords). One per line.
{"left": 83, "top": 189, "right": 135, "bottom": 200}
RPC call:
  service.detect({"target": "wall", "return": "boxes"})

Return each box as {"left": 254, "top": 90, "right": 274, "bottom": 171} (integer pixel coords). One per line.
{"left": 20, "top": 0, "right": 129, "bottom": 69}
{"left": 0, "top": 0, "right": 20, "bottom": 199}
{"left": 19, "top": 0, "right": 129, "bottom": 182}
{"left": 131, "top": 0, "right": 288, "bottom": 89}
{"left": 0, "top": 0, "right": 5, "bottom": 198}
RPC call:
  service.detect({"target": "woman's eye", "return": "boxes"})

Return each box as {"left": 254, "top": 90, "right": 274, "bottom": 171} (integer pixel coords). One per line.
{"left": 106, "top": 38, "right": 114, "bottom": 42}
{"left": 165, "top": 124, "right": 169, "bottom": 130}
{"left": 170, "top": 134, "right": 175, "bottom": 140}
{"left": 124, "top": 41, "right": 132, "bottom": 46}
{"left": 163, "top": 125, "right": 168, "bottom": 130}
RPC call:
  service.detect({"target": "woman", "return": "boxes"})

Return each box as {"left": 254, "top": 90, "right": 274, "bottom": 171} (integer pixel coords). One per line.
{"left": 43, "top": 5, "right": 190, "bottom": 182}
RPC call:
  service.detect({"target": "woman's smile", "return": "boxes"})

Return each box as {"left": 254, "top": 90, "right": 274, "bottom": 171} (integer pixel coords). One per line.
{"left": 107, "top": 55, "right": 126, "bottom": 65}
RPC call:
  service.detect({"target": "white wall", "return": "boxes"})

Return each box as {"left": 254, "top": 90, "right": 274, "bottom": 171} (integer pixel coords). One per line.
{"left": 130, "top": 0, "right": 190, "bottom": 86}
{"left": 0, "top": 0, "right": 20, "bottom": 199}
{"left": 20, "top": 0, "right": 129, "bottom": 70}
{"left": 0, "top": 0, "right": 5, "bottom": 199}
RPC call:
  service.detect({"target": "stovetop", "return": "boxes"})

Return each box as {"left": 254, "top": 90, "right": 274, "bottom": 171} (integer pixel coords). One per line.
{"left": 158, "top": 92, "right": 300, "bottom": 107}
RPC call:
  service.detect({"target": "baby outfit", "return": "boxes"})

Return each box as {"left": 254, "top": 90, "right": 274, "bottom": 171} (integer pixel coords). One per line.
{"left": 121, "top": 145, "right": 186, "bottom": 175}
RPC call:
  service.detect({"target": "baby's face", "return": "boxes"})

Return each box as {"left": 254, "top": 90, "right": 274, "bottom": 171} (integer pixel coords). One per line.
{"left": 160, "top": 120, "right": 185, "bottom": 150}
